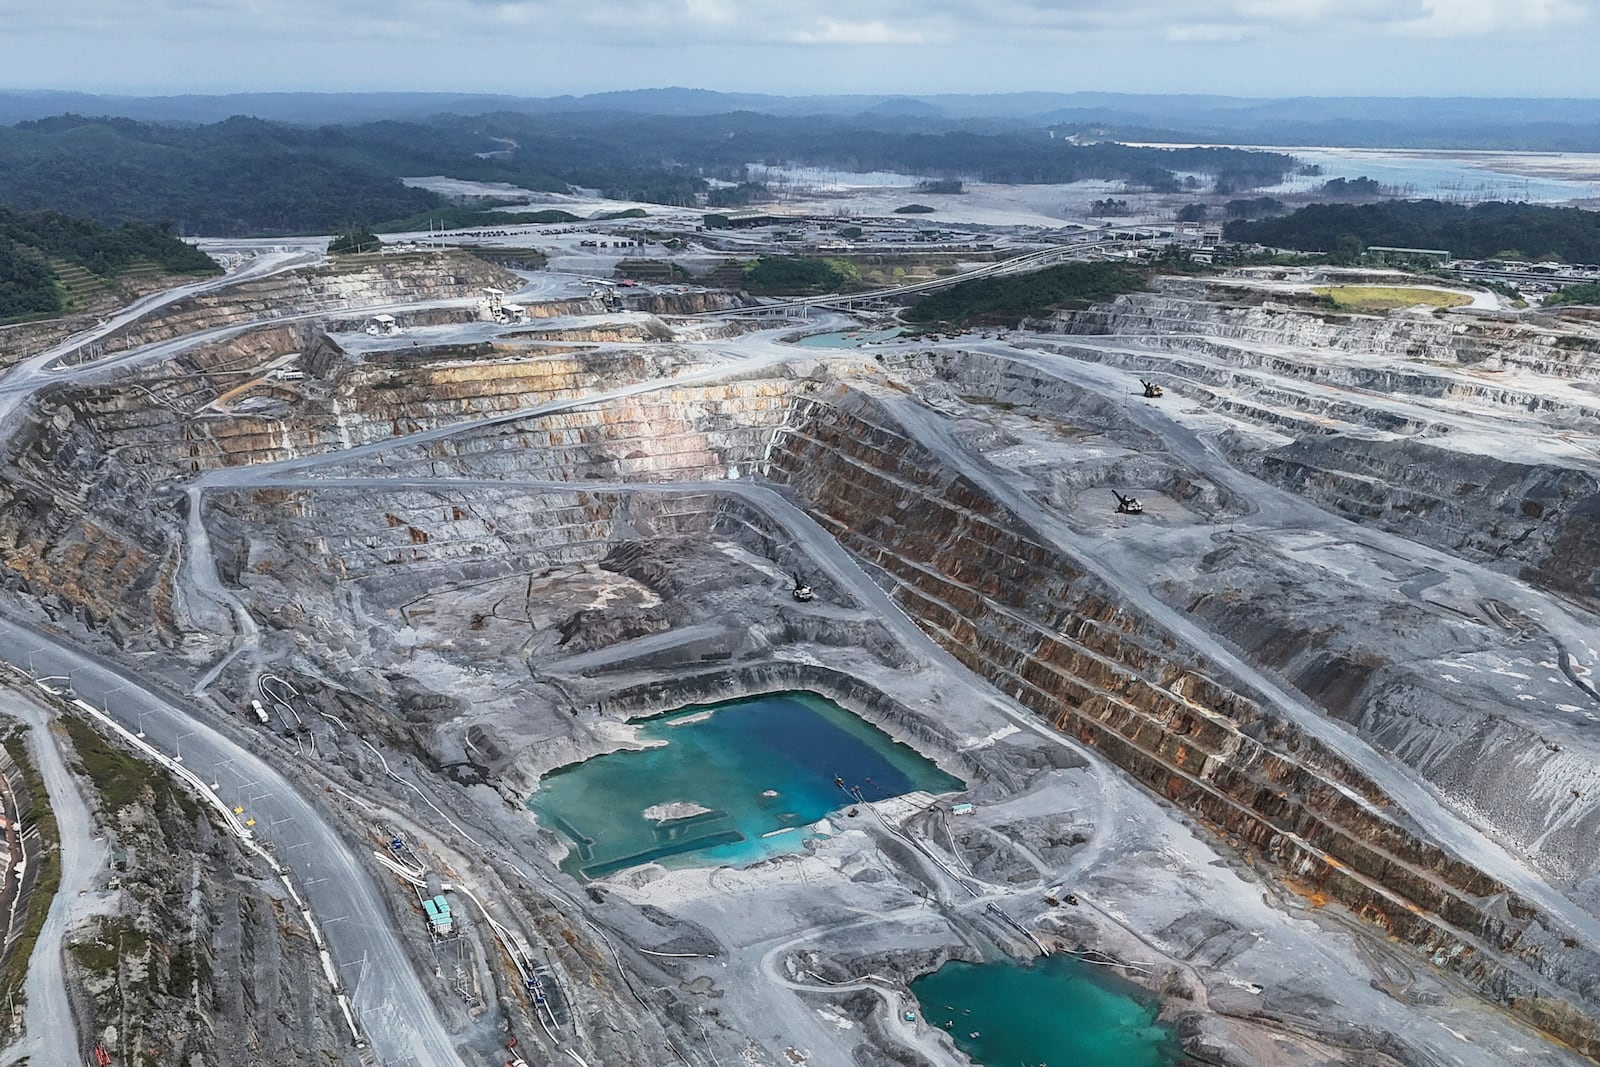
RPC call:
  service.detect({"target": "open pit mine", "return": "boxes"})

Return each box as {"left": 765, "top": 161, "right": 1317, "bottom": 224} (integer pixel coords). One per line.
{"left": 4, "top": 241, "right": 1600, "bottom": 1067}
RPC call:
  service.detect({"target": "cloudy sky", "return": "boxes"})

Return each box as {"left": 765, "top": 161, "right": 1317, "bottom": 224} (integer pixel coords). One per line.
{"left": 3, "top": 0, "right": 1596, "bottom": 97}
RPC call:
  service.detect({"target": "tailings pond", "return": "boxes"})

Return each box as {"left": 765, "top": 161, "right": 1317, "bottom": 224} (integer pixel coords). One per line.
{"left": 529, "top": 691, "right": 964, "bottom": 879}
{"left": 792, "top": 327, "right": 905, "bottom": 348}
{"left": 912, "top": 955, "right": 1177, "bottom": 1067}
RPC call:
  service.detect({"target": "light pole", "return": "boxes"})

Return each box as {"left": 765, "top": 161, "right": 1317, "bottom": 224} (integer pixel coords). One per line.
{"left": 174, "top": 731, "right": 193, "bottom": 763}
{"left": 24, "top": 646, "right": 44, "bottom": 677}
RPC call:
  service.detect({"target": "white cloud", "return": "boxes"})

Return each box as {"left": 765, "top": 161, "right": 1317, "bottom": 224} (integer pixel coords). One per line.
{"left": 1384, "top": 0, "right": 1591, "bottom": 37}
{"left": 1166, "top": 21, "right": 1253, "bottom": 42}
{"left": 3, "top": 0, "right": 1591, "bottom": 44}
{"left": 0, "top": 0, "right": 1594, "bottom": 93}
{"left": 786, "top": 18, "right": 929, "bottom": 44}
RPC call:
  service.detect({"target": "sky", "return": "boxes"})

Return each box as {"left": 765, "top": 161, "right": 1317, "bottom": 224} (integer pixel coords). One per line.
{"left": 2, "top": 0, "right": 1597, "bottom": 98}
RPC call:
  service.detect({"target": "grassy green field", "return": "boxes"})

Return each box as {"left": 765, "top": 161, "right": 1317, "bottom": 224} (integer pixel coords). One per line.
{"left": 1314, "top": 285, "right": 1471, "bottom": 311}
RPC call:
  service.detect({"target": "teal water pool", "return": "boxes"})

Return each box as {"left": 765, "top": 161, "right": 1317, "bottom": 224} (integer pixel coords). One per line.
{"left": 911, "top": 955, "right": 1178, "bottom": 1067}
{"left": 527, "top": 691, "right": 964, "bottom": 879}
{"left": 792, "top": 327, "right": 905, "bottom": 348}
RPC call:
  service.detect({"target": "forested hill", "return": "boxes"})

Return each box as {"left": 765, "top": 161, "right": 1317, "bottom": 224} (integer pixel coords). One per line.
{"left": 1225, "top": 201, "right": 1600, "bottom": 263}
{"left": 0, "top": 206, "right": 219, "bottom": 323}
{"left": 0, "top": 112, "right": 1297, "bottom": 237}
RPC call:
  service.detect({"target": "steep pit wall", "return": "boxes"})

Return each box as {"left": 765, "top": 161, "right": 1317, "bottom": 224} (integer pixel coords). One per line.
{"left": 766, "top": 386, "right": 1600, "bottom": 1057}
{"left": 57, "top": 251, "right": 520, "bottom": 366}
{"left": 2, "top": 324, "right": 800, "bottom": 644}
{"left": 1238, "top": 435, "right": 1600, "bottom": 607}
{"left": 200, "top": 369, "right": 815, "bottom": 632}
{"left": 1065, "top": 280, "right": 1600, "bottom": 381}
{"left": 1047, "top": 286, "right": 1600, "bottom": 608}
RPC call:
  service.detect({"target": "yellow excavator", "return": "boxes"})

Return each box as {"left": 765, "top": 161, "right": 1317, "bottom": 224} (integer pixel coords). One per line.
{"left": 1141, "top": 380, "right": 1164, "bottom": 398}
{"left": 1113, "top": 491, "right": 1144, "bottom": 516}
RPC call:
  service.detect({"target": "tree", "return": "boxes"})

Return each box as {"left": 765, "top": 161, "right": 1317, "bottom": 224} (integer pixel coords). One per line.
{"left": 1176, "top": 203, "right": 1208, "bottom": 222}
{"left": 0, "top": 241, "right": 61, "bottom": 321}
{"left": 1331, "top": 235, "right": 1364, "bottom": 265}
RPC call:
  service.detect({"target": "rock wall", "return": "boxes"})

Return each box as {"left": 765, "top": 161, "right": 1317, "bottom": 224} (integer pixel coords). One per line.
{"left": 1063, "top": 280, "right": 1600, "bottom": 383}
{"left": 1045, "top": 284, "right": 1600, "bottom": 608}
{"left": 58, "top": 251, "right": 519, "bottom": 365}
{"left": 1241, "top": 435, "right": 1600, "bottom": 606}
{"left": 767, "top": 386, "right": 1600, "bottom": 1058}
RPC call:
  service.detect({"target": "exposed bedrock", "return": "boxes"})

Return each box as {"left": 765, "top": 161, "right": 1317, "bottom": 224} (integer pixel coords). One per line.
{"left": 1032, "top": 285, "right": 1600, "bottom": 607}
{"left": 1237, "top": 435, "right": 1600, "bottom": 607}
{"left": 1063, "top": 278, "right": 1600, "bottom": 382}
{"left": 766, "top": 385, "right": 1600, "bottom": 1057}
{"left": 1149, "top": 533, "right": 1600, "bottom": 906}
{"left": 0, "top": 316, "right": 809, "bottom": 647}
{"left": 58, "top": 250, "right": 520, "bottom": 365}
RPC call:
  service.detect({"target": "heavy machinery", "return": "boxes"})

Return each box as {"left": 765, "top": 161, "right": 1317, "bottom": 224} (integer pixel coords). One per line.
{"left": 1140, "top": 380, "right": 1164, "bottom": 398}
{"left": 792, "top": 572, "right": 815, "bottom": 602}
{"left": 1113, "top": 491, "right": 1144, "bottom": 515}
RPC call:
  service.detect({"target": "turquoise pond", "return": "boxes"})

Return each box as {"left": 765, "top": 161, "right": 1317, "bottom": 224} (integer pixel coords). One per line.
{"left": 792, "top": 327, "right": 905, "bottom": 348}
{"left": 911, "top": 955, "right": 1178, "bottom": 1067}
{"left": 527, "top": 691, "right": 964, "bottom": 879}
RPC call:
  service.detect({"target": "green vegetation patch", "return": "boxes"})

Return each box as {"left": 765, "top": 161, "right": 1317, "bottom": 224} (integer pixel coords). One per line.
{"left": 742, "top": 256, "right": 862, "bottom": 295}
{"left": 328, "top": 226, "right": 382, "bottom": 255}
{"left": 0, "top": 205, "right": 219, "bottom": 323}
{"left": 1314, "top": 285, "right": 1471, "bottom": 311}
{"left": 893, "top": 203, "right": 936, "bottom": 214}
{"left": 374, "top": 202, "right": 579, "bottom": 232}
{"left": 592, "top": 208, "right": 648, "bottom": 221}
{"left": 510, "top": 209, "right": 583, "bottom": 224}
{"left": 59, "top": 714, "right": 196, "bottom": 819}
{"left": 906, "top": 262, "right": 1145, "bottom": 325}
{"left": 0, "top": 731, "right": 60, "bottom": 1012}
{"left": 1545, "top": 282, "right": 1600, "bottom": 307}
{"left": 69, "top": 915, "right": 149, "bottom": 974}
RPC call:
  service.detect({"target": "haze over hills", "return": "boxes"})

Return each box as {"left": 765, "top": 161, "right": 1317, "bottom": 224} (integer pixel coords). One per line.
{"left": 4, "top": 88, "right": 1600, "bottom": 150}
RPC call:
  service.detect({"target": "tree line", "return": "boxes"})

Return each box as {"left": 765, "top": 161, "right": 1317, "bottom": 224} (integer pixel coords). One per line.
{"left": 1226, "top": 200, "right": 1600, "bottom": 263}
{"left": 0, "top": 111, "right": 1299, "bottom": 237}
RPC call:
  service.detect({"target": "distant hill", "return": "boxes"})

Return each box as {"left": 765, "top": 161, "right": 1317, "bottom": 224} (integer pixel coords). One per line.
{"left": 2, "top": 89, "right": 1599, "bottom": 149}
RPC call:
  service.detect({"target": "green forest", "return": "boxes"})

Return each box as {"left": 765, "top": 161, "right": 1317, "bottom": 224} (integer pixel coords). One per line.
{"left": 1545, "top": 283, "right": 1600, "bottom": 306}
{"left": 906, "top": 262, "right": 1145, "bottom": 325}
{"left": 1226, "top": 201, "right": 1600, "bottom": 263}
{"left": 742, "top": 256, "right": 862, "bottom": 294}
{"left": 0, "top": 205, "right": 218, "bottom": 322}
{"left": 0, "top": 111, "right": 1297, "bottom": 237}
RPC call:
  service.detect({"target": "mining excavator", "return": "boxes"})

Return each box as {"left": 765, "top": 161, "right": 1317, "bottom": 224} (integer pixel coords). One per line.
{"left": 792, "top": 572, "right": 815, "bottom": 602}
{"left": 1113, "top": 491, "right": 1144, "bottom": 515}
{"left": 1140, "top": 379, "right": 1164, "bottom": 398}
